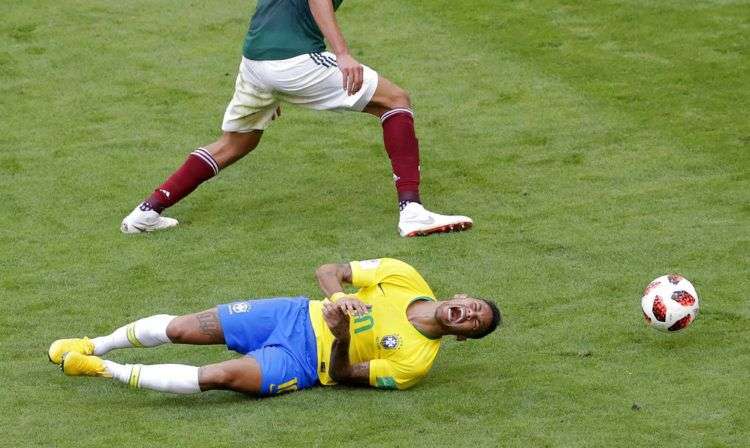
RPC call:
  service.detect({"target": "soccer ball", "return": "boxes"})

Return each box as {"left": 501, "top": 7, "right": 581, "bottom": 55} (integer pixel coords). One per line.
{"left": 641, "top": 274, "right": 699, "bottom": 332}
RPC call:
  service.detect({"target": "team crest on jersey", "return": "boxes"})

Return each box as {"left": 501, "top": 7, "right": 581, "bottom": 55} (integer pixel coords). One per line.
{"left": 230, "top": 302, "right": 251, "bottom": 314}
{"left": 379, "top": 334, "right": 402, "bottom": 350}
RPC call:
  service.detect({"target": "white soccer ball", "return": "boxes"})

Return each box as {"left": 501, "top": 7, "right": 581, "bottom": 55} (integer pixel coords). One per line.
{"left": 641, "top": 274, "right": 699, "bottom": 332}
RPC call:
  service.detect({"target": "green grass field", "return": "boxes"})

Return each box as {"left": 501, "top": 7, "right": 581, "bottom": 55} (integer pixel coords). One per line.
{"left": 2, "top": 0, "right": 748, "bottom": 446}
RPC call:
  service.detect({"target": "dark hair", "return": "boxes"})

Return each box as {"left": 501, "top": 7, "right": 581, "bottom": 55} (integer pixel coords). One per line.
{"left": 468, "top": 299, "right": 502, "bottom": 339}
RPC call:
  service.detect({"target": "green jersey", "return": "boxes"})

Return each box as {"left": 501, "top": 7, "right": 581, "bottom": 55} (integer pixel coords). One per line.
{"left": 243, "top": 0, "right": 345, "bottom": 61}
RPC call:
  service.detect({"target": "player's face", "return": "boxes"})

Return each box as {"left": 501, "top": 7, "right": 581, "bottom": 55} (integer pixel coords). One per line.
{"left": 436, "top": 295, "right": 493, "bottom": 337}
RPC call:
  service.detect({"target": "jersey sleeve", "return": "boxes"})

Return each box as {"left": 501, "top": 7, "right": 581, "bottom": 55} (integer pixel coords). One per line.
{"left": 350, "top": 258, "right": 428, "bottom": 291}
{"left": 368, "top": 359, "right": 426, "bottom": 390}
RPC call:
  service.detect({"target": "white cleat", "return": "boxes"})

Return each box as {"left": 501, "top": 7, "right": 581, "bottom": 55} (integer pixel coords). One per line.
{"left": 120, "top": 204, "right": 179, "bottom": 234}
{"left": 398, "top": 202, "right": 473, "bottom": 237}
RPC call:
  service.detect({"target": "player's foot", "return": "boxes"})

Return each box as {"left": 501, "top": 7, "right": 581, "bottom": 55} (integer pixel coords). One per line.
{"left": 120, "top": 203, "right": 178, "bottom": 234}
{"left": 60, "top": 352, "right": 112, "bottom": 378}
{"left": 48, "top": 337, "right": 95, "bottom": 365}
{"left": 398, "top": 202, "right": 473, "bottom": 237}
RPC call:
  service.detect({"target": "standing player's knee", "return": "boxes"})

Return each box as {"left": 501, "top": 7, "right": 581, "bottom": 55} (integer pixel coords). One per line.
{"left": 389, "top": 87, "right": 411, "bottom": 109}
{"left": 210, "top": 131, "right": 262, "bottom": 166}
{"left": 234, "top": 137, "right": 259, "bottom": 155}
{"left": 224, "top": 133, "right": 257, "bottom": 157}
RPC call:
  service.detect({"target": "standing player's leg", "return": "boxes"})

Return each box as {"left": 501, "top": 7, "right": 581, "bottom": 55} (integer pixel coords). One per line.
{"left": 362, "top": 76, "right": 473, "bottom": 237}
{"left": 362, "top": 77, "right": 420, "bottom": 205}
{"left": 120, "top": 130, "right": 263, "bottom": 234}
{"left": 271, "top": 53, "right": 472, "bottom": 237}
{"left": 120, "top": 57, "right": 280, "bottom": 234}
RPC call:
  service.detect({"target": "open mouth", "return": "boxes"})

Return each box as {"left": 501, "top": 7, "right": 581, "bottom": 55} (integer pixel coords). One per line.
{"left": 448, "top": 306, "right": 466, "bottom": 323}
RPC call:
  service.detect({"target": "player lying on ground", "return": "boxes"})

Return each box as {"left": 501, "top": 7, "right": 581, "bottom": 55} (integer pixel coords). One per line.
{"left": 49, "top": 259, "right": 501, "bottom": 395}
{"left": 120, "top": 0, "right": 473, "bottom": 237}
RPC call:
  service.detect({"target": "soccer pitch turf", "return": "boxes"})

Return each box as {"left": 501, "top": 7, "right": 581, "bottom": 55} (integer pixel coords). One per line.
{"left": 1, "top": 0, "right": 748, "bottom": 446}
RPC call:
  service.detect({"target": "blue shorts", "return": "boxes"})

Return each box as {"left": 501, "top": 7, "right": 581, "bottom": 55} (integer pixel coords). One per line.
{"left": 217, "top": 297, "right": 319, "bottom": 396}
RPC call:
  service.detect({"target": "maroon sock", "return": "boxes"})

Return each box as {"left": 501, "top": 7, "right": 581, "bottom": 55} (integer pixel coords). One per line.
{"left": 381, "top": 108, "right": 421, "bottom": 204}
{"left": 144, "top": 148, "right": 219, "bottom": 213}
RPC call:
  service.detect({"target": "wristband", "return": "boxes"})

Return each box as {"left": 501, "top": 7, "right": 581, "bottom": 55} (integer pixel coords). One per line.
{"left": 329, "top": 292, "right": 346, "bottom": 302}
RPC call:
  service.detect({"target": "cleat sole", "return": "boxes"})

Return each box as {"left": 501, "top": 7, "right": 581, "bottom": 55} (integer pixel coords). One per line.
{"left": 60, "top": 352, "right": 68, "bottom": 372}
{"left": 405, "top": 221, "right": 473, "bottom": 237}
{"left": 121, "top": 221, "right": 178, "bottom": 234}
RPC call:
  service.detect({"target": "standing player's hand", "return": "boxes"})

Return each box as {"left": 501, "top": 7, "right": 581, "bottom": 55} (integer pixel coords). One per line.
{"left": 337, "top": 53, "right": 364, "bottom": 96}
{"left": 323, "top": 301, "right": 351, "bottom": 340}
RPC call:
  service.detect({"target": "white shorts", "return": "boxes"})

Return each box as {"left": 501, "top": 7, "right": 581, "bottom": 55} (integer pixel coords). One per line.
{"left": 222, "top": 52, "right": 379, "bottom": 132}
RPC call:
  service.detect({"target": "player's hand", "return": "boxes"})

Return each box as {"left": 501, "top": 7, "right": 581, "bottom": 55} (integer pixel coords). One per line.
{"left": 337, "top": 53, "right": 364, "bottom": 96}
{"left": 335, "top": 297, "right": 370, "bottom": 317}
{"left": 323, "top": 301, "right": 351, "bottom": 340}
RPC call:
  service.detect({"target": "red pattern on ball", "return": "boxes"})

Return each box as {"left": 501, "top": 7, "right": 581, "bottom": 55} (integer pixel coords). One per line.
{"left": 652, "top": 296, "right": 667, "bottom": 322}
{"left": 643, "top": 311, "right": 652, "bottom": 324}
{"left": 668, "top": 274, "right": 683, "bottom": 285}
{"left": 671, "top": 290, "right": 696, "bottom": 306}
{"left": 643, "top": 281, "right": 660, "bottom": 295}
{"left": 668, "top": 315, "right": 693, "bottom": 331}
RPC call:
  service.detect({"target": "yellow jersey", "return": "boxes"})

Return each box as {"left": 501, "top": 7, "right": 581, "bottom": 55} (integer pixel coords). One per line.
{"left": 309, "top": 258, "right": 442, "bottom": 390}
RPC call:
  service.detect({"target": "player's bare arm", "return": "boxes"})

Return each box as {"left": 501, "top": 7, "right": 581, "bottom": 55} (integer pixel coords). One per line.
{"left": 308, "top": 0, "right": 363, "bottom": 95}
{"left": 322, "top": 301, "right": 370, "bottom": 386}
{"left": 315, "top": 262, "right": 352, "bottom": 294}
{"left": 315, "top": 262, "right": 369, "bottom": 315}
